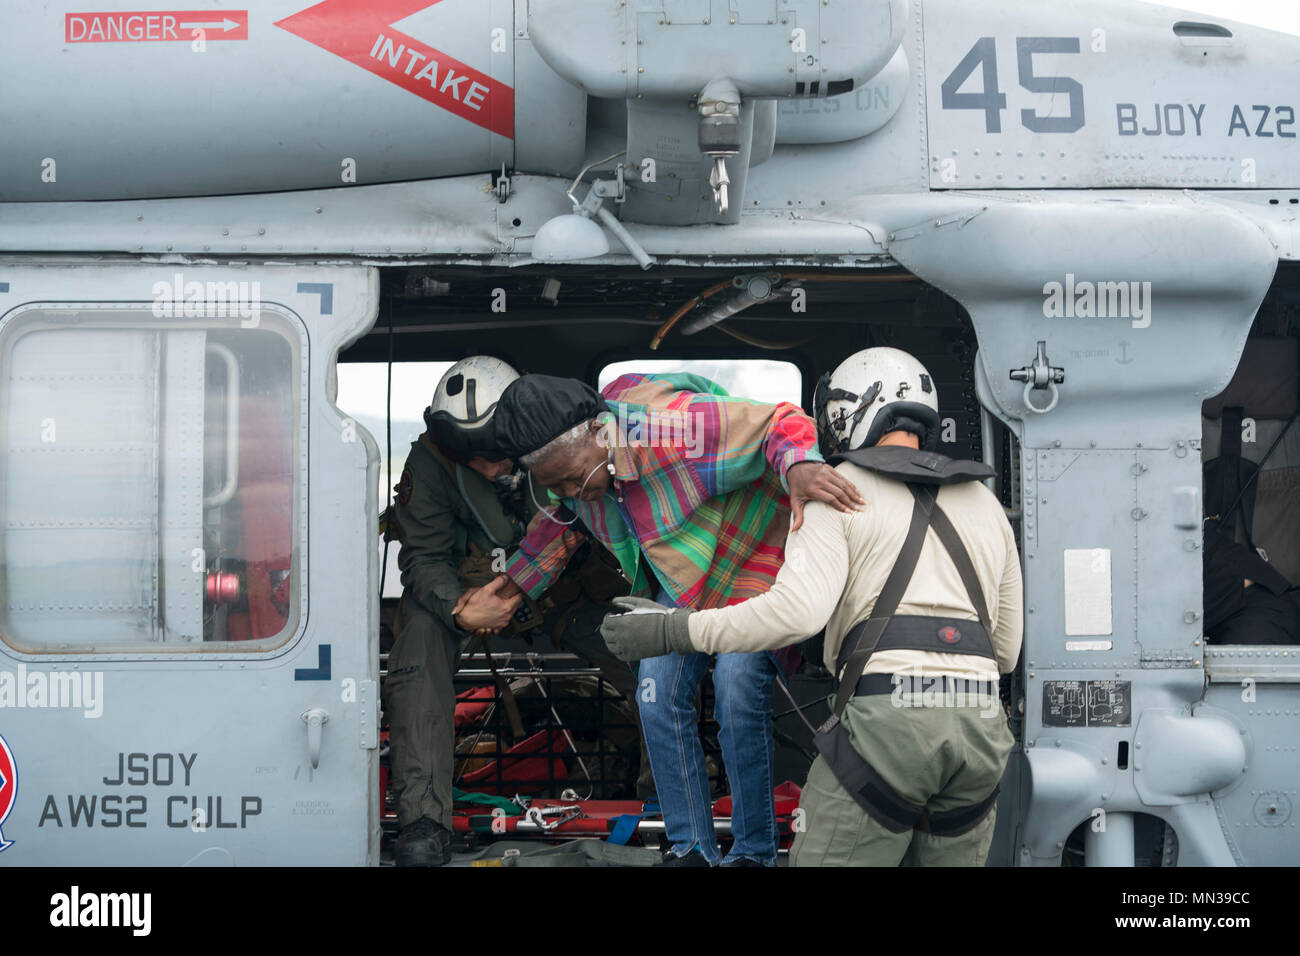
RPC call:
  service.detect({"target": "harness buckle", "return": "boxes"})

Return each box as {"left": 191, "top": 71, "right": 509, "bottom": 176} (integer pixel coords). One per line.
{"left": 815, "top": 714, "right": 840, "bottom": 735}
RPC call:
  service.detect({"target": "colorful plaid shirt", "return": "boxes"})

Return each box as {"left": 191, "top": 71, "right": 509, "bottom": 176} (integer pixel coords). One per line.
{"left": 505, "top": 373, "right": 823, "bottom": 622}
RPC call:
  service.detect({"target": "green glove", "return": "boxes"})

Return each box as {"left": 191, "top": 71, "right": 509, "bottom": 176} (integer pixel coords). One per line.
{"left": 600, "top": 596, "right": 696, "bottom": 662}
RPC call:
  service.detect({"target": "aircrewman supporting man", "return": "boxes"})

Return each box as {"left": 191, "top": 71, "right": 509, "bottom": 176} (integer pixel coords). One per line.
{"left": 488, "top": 371, "right": 865, "bottom": 866}
{"left": 385, "top": 357, "right": 649, "bottom": 866}
{"left": 600, "top": 348, "right": 1024, "bottom": 866}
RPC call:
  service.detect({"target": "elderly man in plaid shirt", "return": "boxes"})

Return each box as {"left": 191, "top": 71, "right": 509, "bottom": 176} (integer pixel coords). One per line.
{"left": 476, "top": 371, "right": 863, "bottom": 866}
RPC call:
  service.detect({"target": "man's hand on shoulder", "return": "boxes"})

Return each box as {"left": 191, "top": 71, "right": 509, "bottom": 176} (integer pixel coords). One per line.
{"left": 786, "top": 461, "right": 865, "bottom": 531}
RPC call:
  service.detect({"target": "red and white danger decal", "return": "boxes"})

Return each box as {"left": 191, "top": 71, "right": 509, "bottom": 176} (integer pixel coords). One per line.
{"left": 65, "top": 9, "right": 249, "bottom": 42}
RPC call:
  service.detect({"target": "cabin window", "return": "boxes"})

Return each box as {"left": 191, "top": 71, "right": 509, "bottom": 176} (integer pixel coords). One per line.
{"left": 0, "top": 307, "right": 304, "bottom": 653}
{"left": 336, "top": 360, "right": 453, "bottom": 599}
{"left": 598, "top": 358, "right": 803, "bottom": 405}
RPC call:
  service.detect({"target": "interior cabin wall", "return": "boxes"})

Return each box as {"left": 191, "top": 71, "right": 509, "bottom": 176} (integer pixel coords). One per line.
{"left": 340, "top": 266, "right": 991, "bottom": 468}
{"left": 1201, "top": 262, "right": 1300, "bottom": 615}
{"left": 344, "top": 265, "right": 1007, "bottom": 799}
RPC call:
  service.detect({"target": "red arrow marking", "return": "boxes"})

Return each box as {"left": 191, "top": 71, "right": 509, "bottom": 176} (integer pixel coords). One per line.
{"left": 275, "top": 0, "right": 512, "bottom": 139}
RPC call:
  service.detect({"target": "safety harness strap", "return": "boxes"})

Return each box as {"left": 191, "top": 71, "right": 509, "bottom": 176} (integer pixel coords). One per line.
{"left": 917, "top": 788, "right": 1002, "bottom": 835}
{"left": 815, "top": 720, "right": 925, "bottom": 833}
{"left": 815, "top": 719, "right": 999, "bottom": 836}
{"left": 468, "top": 632, "right": 527, "bottom": 741}
{"left": 929, "top": 503, "right": 994, "bottom": 635}
{"left": 606, "top": 799, "right": 662, "bottom": 846}
{"left": 836, "top": 616, "right": 996, "bottom": 668}
{"left": 828, "top": 485, "right": 935, "bottom": 722}
{"left": 829, "top": 485, "right": 996, "bottom": 723}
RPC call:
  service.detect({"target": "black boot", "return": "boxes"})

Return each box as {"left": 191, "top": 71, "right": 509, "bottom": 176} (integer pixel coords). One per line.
{"left": 394, "top": 817, "right": 452, "bottom": 867}
{"left": 655, "top": 847, "right": 712, "bottom": 867}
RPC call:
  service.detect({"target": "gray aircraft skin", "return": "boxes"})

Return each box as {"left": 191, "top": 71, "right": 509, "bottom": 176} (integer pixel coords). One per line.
{"left": 0, "top": 0, "right": 1297, "bottom": 866}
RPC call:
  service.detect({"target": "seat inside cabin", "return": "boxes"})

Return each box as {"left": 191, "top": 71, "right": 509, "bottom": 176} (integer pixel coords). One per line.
{"left": 1201, "top": 335, "right": 1300, "bottom": 633}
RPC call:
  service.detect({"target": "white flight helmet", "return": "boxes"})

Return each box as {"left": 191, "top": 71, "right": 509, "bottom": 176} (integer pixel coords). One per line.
{"left": 426, "top": 356, "right": 520, "bottom": 463}
{"left": 814, "top": 347, "right": 941, "bottom": 454}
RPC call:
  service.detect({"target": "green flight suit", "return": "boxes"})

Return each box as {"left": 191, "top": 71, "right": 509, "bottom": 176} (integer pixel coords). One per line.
{"left": 385, "top": 435, "right": 522, "bottom": 830}
{"left": 789, "top": 692, "right": 1014, "bottom": 867}
{"left": 385, "top": 435, "right": 650, "bottom": 831}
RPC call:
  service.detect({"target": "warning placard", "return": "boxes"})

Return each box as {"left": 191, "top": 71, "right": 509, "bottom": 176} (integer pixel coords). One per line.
{"left": 66, "top": 10, "right": 249, "bottom": 43}
{"left": 1042, "top": 680, "right": 1132, "bottom": 728}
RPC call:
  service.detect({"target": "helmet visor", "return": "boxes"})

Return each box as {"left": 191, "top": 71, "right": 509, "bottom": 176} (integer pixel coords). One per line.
{"left": 814, "top": 373, "right": 881, "bottom": 454}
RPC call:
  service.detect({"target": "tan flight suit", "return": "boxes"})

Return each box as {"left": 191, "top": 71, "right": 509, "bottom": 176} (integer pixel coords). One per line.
{"left": 688, "top": 459, "right": 1023, "bottom": 865}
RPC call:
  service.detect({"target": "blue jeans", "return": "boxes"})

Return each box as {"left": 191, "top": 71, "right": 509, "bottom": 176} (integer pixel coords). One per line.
{"left": 636, "top": 649, "right": 778, "bottom": 865}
